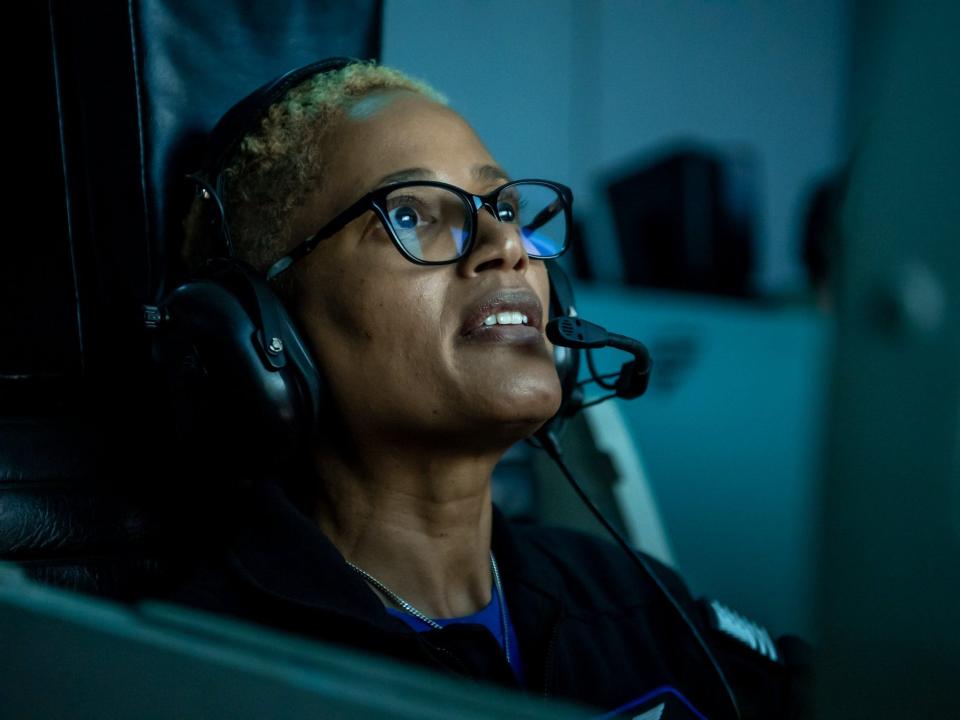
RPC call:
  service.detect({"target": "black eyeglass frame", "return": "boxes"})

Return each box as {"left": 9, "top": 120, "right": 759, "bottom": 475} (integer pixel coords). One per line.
{"left": 265, "top": 178, "right": 574, "bottom": 280}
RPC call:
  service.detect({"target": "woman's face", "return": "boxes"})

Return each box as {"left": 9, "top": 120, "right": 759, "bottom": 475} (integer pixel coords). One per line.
{"left": 288, "top": 90, "right": 562, "bottom": 451}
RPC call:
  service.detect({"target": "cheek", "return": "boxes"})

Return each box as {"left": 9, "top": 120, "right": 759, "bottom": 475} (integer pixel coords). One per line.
{"left": 322, "top": 278, "right": 377, "bottom": 342}
{"left": 368, "top": 278, "right": 445, "bottom": 348}
{"left": 304, "top": 267, "right": 445, "bottom": 376}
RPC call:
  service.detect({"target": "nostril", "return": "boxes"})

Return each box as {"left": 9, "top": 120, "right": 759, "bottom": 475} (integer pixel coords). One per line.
{"left": 465, "top": 215, "right": 529, "bottom": 275}
{"left": 474, "top": 257, "right": 504, "bottom": 273}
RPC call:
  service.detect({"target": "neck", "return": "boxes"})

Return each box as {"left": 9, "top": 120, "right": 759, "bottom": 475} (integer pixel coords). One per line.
{"left": 310, "top": 435, "right": 504, "bottom": 619}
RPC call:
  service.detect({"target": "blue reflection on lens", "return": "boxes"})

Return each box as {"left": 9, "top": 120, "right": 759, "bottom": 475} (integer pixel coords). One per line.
{"left": 521, "top": 227, "right": 559, "bottom": 257}
{"left": 400, "top": 233, "right": 422, "bottom": 258}
{"left": 449, "top": 225, "right": 470, "bottom": 255}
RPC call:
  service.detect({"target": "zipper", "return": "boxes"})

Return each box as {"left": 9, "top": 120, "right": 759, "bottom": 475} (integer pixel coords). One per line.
{"left": 541, "top": 617, "right": 562, "bottom": 699}
{"left": 433, "top": 644, "right": 468, "bottom": 673}
{"left": 420, "top": 629, "right": 515, "bottom": 683}
{"left": 419, "top": 635, "right": 470, "bottom": 677}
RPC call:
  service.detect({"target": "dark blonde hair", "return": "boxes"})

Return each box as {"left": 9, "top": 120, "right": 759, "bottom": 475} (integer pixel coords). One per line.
{"left": 181, "top": 60, "right": 446, "bottom": 303}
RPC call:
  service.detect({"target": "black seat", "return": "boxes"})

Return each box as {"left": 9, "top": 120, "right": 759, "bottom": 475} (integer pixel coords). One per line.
{"left": 0, "top": 0, "right": 382, "bottom": 601}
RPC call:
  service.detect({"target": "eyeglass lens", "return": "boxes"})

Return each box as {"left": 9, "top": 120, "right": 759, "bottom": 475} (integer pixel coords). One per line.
{"left": 383, "top": 183, "right": 566, "bottom": 262}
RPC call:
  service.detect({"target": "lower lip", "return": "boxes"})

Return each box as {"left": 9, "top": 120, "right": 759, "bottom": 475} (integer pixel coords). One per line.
{"left": 461, "top": 325, "right": 542, "bottom": 344}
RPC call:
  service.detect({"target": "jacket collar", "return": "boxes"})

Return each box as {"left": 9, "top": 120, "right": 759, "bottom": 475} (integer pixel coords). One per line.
{"left": 489, "top": 507, "right": 564, "bottom": 602}
{"left": 227, "top": 481, "right": 392, "bottom": 628}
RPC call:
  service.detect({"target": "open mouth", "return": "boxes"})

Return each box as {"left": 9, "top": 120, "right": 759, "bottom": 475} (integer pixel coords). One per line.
{"left": 460, "top": 288, "right": 543, "bottom": 343}
{"left": 480, "top": 310, "right": 530, "bottom": 327}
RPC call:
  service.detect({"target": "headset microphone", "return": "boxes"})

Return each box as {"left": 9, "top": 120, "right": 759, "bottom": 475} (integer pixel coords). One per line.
{"left": 540, "top": 316, "right": 742, "bottom": 720}
{"left": 546, "top": 317, "right": 652, "bottom": 399}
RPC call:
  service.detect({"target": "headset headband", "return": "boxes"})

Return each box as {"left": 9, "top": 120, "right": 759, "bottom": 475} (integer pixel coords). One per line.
{"left": 200, "top": 57, "right": 357, "bottom": 193}
{"left": 186, "top": 57, "right": 358, "bottom": 261}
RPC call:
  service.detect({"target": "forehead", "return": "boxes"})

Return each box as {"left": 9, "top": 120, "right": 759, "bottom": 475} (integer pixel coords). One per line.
{"left": 328, "top": 91, "right": 502, "bottom": 194}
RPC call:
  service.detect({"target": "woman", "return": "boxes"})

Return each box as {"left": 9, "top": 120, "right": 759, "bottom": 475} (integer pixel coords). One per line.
{"left": 169, "top": 58, "right": 807, "bottom": 719}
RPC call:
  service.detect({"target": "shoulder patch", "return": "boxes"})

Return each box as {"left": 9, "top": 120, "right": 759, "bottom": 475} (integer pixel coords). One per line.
{"left": 703, "top": 598, "right": 781, "bottom": 663}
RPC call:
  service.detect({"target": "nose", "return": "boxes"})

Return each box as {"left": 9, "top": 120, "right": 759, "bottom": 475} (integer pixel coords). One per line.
{"left": 459, "top": 203, "right": 530, "bottom": 277}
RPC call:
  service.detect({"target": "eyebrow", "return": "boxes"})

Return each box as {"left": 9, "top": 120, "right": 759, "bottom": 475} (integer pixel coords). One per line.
{"left": 373, "top": 164, "right": 512, "bottom": 190}
{"left": 374, "top": 168, "right": 436, "bottom": 187}
{"left": 473, "top": 164, "right": 512, "bottom": 184}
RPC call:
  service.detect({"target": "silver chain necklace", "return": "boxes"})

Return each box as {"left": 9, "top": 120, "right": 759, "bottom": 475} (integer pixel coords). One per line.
{"left": 345, "top": 551, "right": 511, "bottom": 664}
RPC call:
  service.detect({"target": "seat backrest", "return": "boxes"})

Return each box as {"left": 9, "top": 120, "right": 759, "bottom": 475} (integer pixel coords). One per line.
{"left": 0, "top": 0, "right": 382, "bottom": 600}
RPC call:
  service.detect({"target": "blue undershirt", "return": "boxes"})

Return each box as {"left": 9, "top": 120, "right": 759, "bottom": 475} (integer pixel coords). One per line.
{"left": 386, "top": 586, "right": 525, "bottom": 685}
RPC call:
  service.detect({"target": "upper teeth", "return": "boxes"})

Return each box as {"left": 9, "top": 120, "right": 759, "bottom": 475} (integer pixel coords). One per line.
{"left": 483, "top": 311, "right": 529, "bottom": 326}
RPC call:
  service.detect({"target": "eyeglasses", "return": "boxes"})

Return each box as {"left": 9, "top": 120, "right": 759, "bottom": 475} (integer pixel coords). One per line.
{"left": 265, "top": 178, "right": 573, "bottom": 280}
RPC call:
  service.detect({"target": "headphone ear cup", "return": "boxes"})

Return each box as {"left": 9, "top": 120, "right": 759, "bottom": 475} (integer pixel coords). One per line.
{"left": 541, "top": 260, "right": 581, "bottom": 437}
{"left": 164, "top": 59, "right": 356, "bottom": 478}
{"left": 152, "top": 261, "right": 325, "bottom": 476}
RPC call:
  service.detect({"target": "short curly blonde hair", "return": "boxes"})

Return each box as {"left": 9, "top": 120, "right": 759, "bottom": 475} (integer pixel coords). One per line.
{"left": 182, "top": 60, "right": 446, "bottom": 302}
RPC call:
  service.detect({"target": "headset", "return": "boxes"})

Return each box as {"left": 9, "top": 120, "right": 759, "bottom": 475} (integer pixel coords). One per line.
{"left": 152, "top": 56, "right": 587, "bottom": 471}
{"left": 148, "top": 57, "right": 740, "bottom": 719}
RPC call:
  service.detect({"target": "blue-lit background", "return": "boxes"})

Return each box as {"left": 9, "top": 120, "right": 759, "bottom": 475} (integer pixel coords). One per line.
{"left": 382, "top": 0, "right": 854, "bottom": 639}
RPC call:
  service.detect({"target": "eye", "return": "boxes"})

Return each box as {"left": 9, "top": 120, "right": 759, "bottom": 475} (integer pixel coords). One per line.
{"left": 495, "top": 190, "right": 526, "bottom": 223}
{"left": 497, "top": 200, "right": 519, "bottom": 223}
{"left": 390, "top": 205, "right": 420, "bottom": 229}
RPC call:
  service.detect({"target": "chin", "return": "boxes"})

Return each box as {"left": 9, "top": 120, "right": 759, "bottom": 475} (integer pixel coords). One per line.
{"left": 477, "top": 377, "right": 563, "bottom": 433}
